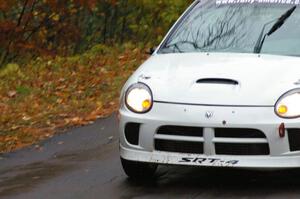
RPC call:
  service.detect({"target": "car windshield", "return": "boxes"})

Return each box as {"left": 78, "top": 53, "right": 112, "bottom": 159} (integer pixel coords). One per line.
{"left": 158, "top": 0, "right": 300, "bottom": 57}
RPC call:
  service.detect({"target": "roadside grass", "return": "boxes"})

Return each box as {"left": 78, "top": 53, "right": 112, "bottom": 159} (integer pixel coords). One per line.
{"left": 0, "top": 43, "right": 148, "bottom": 153}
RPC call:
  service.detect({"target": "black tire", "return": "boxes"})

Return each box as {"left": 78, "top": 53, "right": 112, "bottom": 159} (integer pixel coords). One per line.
{"left": 121, "top": 158, "right": 158, "bottom": 179}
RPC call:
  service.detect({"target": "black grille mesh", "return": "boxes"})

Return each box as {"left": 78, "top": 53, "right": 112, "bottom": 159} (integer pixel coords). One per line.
{"left": 155, "top": 140, "right": 203, "bottom": 154}
{"left": 288, "top": 129, "right": 300, "bottom": 151}
{"left": 155, "top": 126, "right": 270, "bottom": 156}
{"left": 215, "top": 128, "right": 266, "bottom": 138}
{"left": 157, "top": 126, "right": 203, "bottom": 137}
{"left": 215, "top": 143, "right": 270, "bottom": 155}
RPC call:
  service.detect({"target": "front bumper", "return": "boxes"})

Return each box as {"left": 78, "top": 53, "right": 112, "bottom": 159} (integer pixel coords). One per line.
{"left": 120, "top": 145, "right": 300, "bottom": 168}
{"left": 119, "top": 102, "right": 300, "bottom": 169}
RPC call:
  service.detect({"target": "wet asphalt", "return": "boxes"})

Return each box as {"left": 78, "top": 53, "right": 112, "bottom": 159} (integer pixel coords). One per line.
{"left": 1, "top": 114, "right": 300, "bottom": 199}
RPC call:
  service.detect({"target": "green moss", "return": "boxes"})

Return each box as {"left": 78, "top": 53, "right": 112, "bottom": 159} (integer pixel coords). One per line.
{"left": 0, "top": 63, "right": 25, "bottom": 79}
{"left": 16, "top": 86, "right": 31, "bottom": 96}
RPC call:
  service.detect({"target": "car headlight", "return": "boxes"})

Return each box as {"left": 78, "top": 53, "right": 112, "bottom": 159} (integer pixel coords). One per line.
{"left": 125, "top": 83, "right": 153, "bottom": 113}
{"left": 275, "top": 89, "right": 300, "bottom": 118}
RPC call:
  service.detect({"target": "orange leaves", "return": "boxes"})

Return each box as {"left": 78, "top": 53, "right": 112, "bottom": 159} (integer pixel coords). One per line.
{"left": 0, "top": 0, "right": 192, "bottom": 66}
{"left": 85, "top": 0, "right": 97, "bottom": 10}
{"left": 0, "top": 102, "right": 7, "bottom": 112}
{"left": 107, "top": 0, "right": 117, "bottom": 6}
{"left": 0, "top": 20, "right": 16, "bottom": 33}
{"left": 0, "top": 0, "right": 17, "bottom": 11}
{"left": 74, "top": 0, "right": 97, "bottom": 10}
{"left": 44, "top": 0, "right": 58, "bottom": 9}
{"left": 17, "top": 42, "right": 36, "bottom": 50}
{"left": 0, "top": 44, "right": 146, "bottom": 153}
{"left": 0, "top": 126, "right": 54, "bottom": 152}
{"left": 0, "top": 1, "right": 8, "bottom": 11}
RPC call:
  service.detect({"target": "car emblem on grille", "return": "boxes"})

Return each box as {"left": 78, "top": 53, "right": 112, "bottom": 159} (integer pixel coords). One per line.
{"left": 205, "top": 111, "right": 214, "bottom": 119}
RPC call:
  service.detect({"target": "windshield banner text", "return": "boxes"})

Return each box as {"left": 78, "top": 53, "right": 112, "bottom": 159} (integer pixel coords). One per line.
{"left": 216, "top": 0, "right": 300, "bottom": 5}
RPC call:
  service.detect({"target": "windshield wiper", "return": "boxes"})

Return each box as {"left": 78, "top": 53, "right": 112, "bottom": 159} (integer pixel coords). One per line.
{"left": 254, "top": 6, "right": 297, "bottom": 54}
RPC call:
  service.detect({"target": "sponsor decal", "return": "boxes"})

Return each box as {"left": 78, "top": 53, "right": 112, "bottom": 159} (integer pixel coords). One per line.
{"left": 180, "top": 157, "right": 239, "bottom": 166}
{"left": 216, "top": 0, "right": 300, "bottom": 5}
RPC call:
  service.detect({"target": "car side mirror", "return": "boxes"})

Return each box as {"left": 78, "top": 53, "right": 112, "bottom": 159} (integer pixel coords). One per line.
{"left": 146, "top": 47, "right": 157, "bottom": 55}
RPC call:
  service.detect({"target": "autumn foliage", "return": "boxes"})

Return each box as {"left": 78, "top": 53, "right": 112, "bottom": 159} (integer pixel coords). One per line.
{"left": 0, "top": 0, "right": 192, "bottom": 66}
{"left": 0, "top": 44, "right": 150, "bottom": 152}
{"left": 0, "top": 0, "right": 192, "bottom": 152}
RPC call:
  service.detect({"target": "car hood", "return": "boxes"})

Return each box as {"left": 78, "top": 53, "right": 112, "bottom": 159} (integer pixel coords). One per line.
{"left": 131, "top": 53, "right": 300, "bottom": 106}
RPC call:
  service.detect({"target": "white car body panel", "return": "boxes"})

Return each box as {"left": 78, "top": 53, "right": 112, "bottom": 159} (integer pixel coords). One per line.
{"left": 129, "top": 53, "right": 300, "bottom": 106}
{"left": 119, "top": 1, "right": 300, "bottom": 170}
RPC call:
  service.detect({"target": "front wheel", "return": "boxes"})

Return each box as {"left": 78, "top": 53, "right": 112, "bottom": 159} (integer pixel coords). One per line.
{"left": 121, "top": 158, "right": 158, "bottom": 179}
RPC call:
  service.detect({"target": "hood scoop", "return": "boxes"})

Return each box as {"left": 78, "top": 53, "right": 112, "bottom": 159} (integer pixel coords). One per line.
{"left": 141, "top": 53, "right": 300, "bottom": 106}
{"left": 196, "top": 78, "right": 239, "bottom": 86}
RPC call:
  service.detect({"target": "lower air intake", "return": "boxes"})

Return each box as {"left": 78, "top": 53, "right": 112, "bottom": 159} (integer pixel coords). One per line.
{"left": 157, "top": 126, "right": 203, "bottom": 137}
{"left": 215, "top": 143, "right": 270, "bottom": 155}
{"left": 288, "top": 129, "right": 300, "bottom": 151}
{"left": 155, "top": 140, "right": 203, "bottom": 154}
{"left": 215, "top": 128, "right": 266, "bottom": 138}
{"left": 125, "top": 123, "right": 140, "bottom": 145}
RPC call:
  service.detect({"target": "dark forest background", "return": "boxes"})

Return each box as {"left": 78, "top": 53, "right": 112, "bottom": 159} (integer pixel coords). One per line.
{"left": 0, "top": 0, "right": 193, "bottom": 66}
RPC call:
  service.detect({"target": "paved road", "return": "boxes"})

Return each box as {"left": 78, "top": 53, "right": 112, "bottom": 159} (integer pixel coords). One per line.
{"left": 1, "top": 114, "right": 300, "bottom": 199}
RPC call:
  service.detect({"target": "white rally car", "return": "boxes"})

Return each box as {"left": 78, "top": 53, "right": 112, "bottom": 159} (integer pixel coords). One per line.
{"left": 119, "top": 0, "right": 300, "bottom": 179}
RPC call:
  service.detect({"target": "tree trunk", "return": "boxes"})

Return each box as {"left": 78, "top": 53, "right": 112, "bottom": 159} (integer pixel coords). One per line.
{"left": 0, "top": 0, "right": 29, "bottom": 66}
{"left": 120, "top": 0, "right": 128, "bottom": 43}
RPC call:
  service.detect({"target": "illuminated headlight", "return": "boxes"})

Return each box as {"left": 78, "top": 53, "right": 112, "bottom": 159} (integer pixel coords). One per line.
{"left": 275, "top": 89, "right": 300, "bottom": 118}
{"left": 125, "top": 83, "right": 153, "bottom": 113}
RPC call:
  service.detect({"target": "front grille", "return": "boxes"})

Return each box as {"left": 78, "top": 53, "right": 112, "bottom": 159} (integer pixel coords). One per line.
{"left": 215, "top": 143, "right": 270, "bottom": 155}
{"left": 215, "top": 128, "right": 266, "bottom": 138}
{"left": 288, "top": 129, "right": 300, "bottom": 151}
{"left": 157, "top": 126, "right": 203, "bottom": 137}
{"left": 155, "top": 140, "right": 203, "bottom": 154}
{"left": 154, "top": 125, "right": 270, "bottom": 156}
